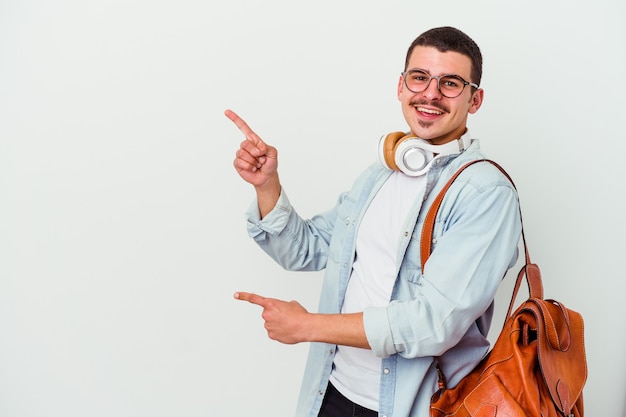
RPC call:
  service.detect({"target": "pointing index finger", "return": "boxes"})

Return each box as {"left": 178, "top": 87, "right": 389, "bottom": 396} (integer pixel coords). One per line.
{"left": 224, "top": 109, "right": 261, "bottom": 145}
{"left": 234, "top": 291, "right": 268, "bottom": 308}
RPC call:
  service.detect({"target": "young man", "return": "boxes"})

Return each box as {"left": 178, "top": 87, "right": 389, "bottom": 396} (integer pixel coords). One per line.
{"left": 226, "top": 26, "right": 522, "bottom": 417}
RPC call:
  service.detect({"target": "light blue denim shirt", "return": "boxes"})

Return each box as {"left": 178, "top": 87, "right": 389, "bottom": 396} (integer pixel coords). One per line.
{"left": 245, "top": 139, "right": 522, "bottom": 417}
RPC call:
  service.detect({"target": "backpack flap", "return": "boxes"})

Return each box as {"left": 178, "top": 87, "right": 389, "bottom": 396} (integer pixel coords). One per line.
{"left": 528, "top": 298, "right": 587, "bottom": 415}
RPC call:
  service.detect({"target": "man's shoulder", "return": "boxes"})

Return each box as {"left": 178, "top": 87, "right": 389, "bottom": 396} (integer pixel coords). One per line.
{"left": 446, "top": 150, "right": 515, "bottom": 190}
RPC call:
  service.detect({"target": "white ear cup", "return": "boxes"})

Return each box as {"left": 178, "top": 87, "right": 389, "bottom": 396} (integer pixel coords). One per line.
{"left": 378, "top": 130, "right": 473, "bottom": 176}
{"left": 393, "top": 137, "right": 434, "bottom": 176}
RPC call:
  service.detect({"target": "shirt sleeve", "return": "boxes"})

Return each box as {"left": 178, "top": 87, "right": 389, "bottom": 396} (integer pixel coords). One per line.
{"left": 244, "top": 189, "right": 342, "bottom": 272}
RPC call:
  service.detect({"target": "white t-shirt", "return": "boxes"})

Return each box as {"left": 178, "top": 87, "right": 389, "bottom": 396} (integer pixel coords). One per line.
{"left": 329, "top": 171, "right": 426, "bottom": 410}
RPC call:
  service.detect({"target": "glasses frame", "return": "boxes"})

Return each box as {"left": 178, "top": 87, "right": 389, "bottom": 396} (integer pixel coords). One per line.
{"left": 401, "top": 69, "right": 479, "bottom": 98}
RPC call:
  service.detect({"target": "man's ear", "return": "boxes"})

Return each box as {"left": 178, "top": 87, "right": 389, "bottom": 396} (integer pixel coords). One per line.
{"left": 397, "top": 75, "right": 404, "bottom": 100}
{"left": 468, "top": 88, "right": 484, "bottom": 114}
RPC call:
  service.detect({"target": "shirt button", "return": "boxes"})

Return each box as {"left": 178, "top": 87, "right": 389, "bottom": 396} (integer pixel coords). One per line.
{"left": 383, "top": 368, "right": 390, "bottom": 374}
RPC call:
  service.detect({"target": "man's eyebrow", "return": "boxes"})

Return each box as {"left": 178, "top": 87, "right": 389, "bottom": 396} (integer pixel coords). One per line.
{"left": 407, "top": 67, "right": 468, "bottom": 78}
{"left": 406, "top": 67, "right": 430, "bottom": 73}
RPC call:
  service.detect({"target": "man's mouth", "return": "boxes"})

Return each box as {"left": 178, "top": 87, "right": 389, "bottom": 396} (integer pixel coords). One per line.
{"left": 416, "top": 106, "right": 444, "bottom": 115}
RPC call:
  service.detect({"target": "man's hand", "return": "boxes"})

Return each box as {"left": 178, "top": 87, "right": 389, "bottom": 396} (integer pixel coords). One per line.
{"left": 234, "top": 292, "right": 310, "bottom": 345}
{"left": 234, "top": 291, "right": 371, "bottom": 349}
{"left": 225, "top": 109, "right": 281, "bottom": 218}
{"left": 225, "top": 109, "right": 278, "bottom": 188}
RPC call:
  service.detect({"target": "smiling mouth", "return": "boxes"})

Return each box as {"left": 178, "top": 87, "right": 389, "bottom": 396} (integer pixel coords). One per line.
{"left": 416, "top": 106, "right": 444, "bottom": 115}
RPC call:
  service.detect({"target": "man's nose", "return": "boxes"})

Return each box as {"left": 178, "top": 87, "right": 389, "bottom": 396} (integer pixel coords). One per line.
{"left": 422, "top": 77, "right": 442, "bottom": 98}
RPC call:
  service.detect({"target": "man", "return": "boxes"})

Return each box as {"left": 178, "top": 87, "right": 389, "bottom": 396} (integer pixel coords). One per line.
{"left": 226, "top": 26, "right": 521, "bottom": 417}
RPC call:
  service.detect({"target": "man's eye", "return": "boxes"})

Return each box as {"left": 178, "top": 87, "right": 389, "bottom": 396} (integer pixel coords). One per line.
{"left": 410, "top": 72, "right": 428, "bottom": 82}
{"left": 442, "top": 79, "right": 459, "bottom": 88}
{"left": 441, "top": 76, "right": 463, "bottom": 88}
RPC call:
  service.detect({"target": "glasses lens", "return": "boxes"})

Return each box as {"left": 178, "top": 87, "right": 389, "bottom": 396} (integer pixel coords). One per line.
{"left": 439, "top": 75, "right": 466, "bottom": 98}
{"left": 404, "top": 70, "right": 430, "bottom": 93}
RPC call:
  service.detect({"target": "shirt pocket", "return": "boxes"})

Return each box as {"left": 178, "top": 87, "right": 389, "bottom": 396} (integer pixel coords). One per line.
{"left": 402, "top": 216, "right": 445, "bottom": 287}
{"left": 328, "top": 195, "right": 359, "bottom": 263}
{"left": 401, "top": 227, "right": 425, "bottom": 286}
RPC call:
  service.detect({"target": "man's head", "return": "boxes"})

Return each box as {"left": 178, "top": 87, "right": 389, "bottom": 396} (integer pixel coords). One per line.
{"left": 398, "top": 27, "right": 484, "bottom": 145}
{"left": 405, "top": 26, "right": 482, "bottom": 87}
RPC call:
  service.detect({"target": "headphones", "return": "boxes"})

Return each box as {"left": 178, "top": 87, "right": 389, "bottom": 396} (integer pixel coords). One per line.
{"left": 378, "top": 130, "right": 472, "bottom": 176}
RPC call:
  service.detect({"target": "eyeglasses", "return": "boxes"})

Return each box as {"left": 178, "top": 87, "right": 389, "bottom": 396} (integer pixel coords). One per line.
{"left": 402, "top": 69, "right": 479, "bottom": 98}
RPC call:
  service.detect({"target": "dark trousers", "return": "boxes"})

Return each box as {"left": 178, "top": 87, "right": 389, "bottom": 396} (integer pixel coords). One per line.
{"left": 318, "top": 382, "right": 378, "bottom": 417}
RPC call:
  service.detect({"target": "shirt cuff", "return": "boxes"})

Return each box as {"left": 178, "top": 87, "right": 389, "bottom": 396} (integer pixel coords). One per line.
{"left": 245, "top": 189, "right": 292, "bottom": 240}
{"left": 363, "top": 306, "right": 397, "bottom": 358}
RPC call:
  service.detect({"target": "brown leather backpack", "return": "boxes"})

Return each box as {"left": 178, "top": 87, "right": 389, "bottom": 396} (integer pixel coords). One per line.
{"left": 421, "top": 159, "right": 587, "bottom": 417}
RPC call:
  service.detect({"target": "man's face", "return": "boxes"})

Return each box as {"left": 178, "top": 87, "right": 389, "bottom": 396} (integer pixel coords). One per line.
{"left": 397, "top": 46, "right": 483, "bottom": 145}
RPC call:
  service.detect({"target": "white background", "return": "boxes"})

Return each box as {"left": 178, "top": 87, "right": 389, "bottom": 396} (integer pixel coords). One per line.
{"left": 1, "top": 0, "right": 624, "bottom": 416}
